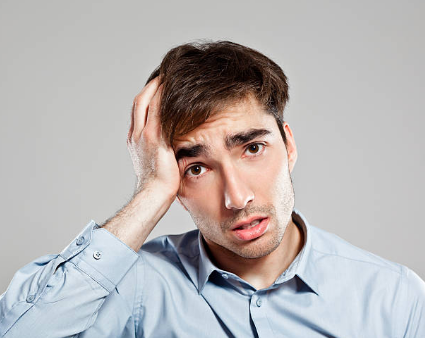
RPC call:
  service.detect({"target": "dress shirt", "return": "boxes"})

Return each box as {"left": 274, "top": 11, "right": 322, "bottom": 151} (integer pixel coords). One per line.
{"left": 1, "top": 210, "right": 424, "bottom": 337}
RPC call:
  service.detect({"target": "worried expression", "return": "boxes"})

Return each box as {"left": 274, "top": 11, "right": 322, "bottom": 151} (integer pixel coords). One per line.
{"left": 174, "top": 95, "right": 297, "bottom": 260}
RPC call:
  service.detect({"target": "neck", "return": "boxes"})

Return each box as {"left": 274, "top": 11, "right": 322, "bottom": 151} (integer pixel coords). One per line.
{"left": 204, "top": 217, "right": 304, "bottom": 290}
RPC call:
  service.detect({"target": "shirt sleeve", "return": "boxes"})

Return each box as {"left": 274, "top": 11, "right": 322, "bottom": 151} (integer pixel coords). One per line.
{"left": 396, "top": 266, "right": 425, "bottom": 338}
{"left": 0, "top": 220, "right": 140, "bottom": 338}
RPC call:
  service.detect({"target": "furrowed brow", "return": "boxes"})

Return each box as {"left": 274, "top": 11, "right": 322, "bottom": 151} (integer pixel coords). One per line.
{"left": 175, "top": 144, "right": 211, "bottom": 163}
{"left": 225, "top": 128, "right": 272, "bottom": 150}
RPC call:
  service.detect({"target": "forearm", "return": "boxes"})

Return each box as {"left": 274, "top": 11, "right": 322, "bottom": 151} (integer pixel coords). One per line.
{"left": 101, "top": 184, "right": 175, "bottom": 252}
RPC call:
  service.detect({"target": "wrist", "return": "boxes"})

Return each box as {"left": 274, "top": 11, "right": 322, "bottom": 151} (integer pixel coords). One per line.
{"left": 102, "top": 183, "right": 176, "bottom": 252}
{"left": 135, "top": 181, "right": 177, "bottom": 204}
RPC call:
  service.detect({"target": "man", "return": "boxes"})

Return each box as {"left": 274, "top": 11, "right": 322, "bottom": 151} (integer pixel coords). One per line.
{"left": 1, "top": 41, "right": 424, "bottom": 337}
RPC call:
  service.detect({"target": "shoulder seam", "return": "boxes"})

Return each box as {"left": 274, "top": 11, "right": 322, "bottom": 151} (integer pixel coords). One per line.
{"left": 311, "top": 247, "right": 401, "bottom": 275}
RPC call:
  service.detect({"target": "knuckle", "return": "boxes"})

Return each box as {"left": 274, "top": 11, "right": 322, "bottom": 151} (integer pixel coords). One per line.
{"left": 141, "top": 129, "right": 151, "bottom": 141}
{"left": 130, "top": 134, "right": 140, "bottom": 144}
{"left": 141, "top": 128, "right": 157, "bottom": 144}
{"left": 133, "top": 92, "right": 146, "bottom": 106}
{"left": 133, "top": 96, "right": 141, "bottom": 107}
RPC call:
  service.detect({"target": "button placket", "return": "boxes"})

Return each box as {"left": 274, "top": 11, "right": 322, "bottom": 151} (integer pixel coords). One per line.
{"left": 249, "top": 293, "right": 274, "bottom": 337}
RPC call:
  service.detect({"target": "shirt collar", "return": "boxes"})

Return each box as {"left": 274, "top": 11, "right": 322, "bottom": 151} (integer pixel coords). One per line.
{"left": 197, "top": 231, "right": 219, "bottom": 294}
{"left": 197, "top": 209, "right": 320, "bottom": 295}
{"left": 290, "top": 209, "right": 319, "bottom": 295}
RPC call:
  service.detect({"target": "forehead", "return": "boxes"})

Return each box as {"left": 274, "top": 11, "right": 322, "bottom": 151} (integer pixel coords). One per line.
{"left": 173, "top": 96, "right": 275, "bottom": 147}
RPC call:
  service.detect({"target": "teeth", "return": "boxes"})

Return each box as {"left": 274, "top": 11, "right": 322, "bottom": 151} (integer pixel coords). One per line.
{"left": 250, "top": 220, "right": 261, "bottom": 226}
{"left": 237, "top": 219, "right": 262, "bottom": 230}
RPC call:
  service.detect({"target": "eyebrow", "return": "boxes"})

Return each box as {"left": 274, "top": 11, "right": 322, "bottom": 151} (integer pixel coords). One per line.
{"left": 175, "top": 128, "right": 272, "bottom": 163}
{"left": 225, "top": 128, "right": 272, "bottom": 149}
{"left": 175, "top": 144, "right": 211, "bottom": 163}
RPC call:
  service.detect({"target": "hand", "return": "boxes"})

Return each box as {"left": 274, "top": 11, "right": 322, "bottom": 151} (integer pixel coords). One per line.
{"left": 127, "top": 77, "right": 180, "bottom": 198}
{"left": 101, "top": 78, "right": 180, "bottom": 250}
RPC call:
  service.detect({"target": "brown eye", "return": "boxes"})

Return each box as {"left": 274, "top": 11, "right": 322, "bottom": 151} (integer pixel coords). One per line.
{"left": 190, "top": 166, "right": 202, "bottom": 175}
{"left": 247, "top": 144, "right": 262, "bottom": 154}
{"left": 186, "top": 165, "right": 206, "bottom": 177}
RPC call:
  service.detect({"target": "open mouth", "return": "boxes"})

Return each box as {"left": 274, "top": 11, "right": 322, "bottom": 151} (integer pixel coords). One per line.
{"left": 232, "top": 217, "right": 269, "bottom": 241}
{"left": 234, "top": 218, "right": 264, "bottom": 230}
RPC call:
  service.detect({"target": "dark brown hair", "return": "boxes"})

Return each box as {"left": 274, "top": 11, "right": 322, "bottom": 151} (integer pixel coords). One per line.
{"left": 146, "top": 40, "right": 289, "bottom": 146}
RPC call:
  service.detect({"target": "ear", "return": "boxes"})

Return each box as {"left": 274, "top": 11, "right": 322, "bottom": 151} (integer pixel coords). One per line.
{"left": 176, "top": 195, "right": 189, "bottom": 211}
{"left": 283, "top": 122, "right": 298, "bottom": 172}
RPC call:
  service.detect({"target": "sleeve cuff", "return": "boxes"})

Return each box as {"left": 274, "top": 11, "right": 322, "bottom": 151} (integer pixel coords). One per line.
{"left": 60, "top": 220, "right": 140, "bottom": 292}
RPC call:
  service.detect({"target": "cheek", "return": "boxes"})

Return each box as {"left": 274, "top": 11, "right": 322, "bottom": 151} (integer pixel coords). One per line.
{"left": 179, "top": 180, "right": 222, "bottom": 219}
{"left": 248, "top": 151, "right": 288, "bottom": 195}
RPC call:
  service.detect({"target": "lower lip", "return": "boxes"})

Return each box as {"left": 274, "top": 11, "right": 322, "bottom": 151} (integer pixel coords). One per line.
{"left": 232, "top": 218, "right": 269, "bottom": 241}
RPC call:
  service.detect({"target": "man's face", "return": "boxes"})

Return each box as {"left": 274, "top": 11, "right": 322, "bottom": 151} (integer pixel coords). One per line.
{"left": 174, "top": 96, "right": 297, "bottom": 260}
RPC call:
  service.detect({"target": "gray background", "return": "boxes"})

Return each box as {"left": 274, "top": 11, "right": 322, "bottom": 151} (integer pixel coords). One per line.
{"left": 1, "top": 0, "right": 424, "bottom": 293}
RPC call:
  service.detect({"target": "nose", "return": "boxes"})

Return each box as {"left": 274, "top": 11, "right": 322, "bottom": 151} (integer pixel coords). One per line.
{"left": 223, "top": 166, "right": 254, "bottom": 210}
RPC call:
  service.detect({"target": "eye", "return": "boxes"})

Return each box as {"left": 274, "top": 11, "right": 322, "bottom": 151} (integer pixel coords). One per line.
{"left": 245, "top": 143, "right": 265, "bottom": 155}
{"left": 185, "top": 164, "right": 207, "bottom": 177}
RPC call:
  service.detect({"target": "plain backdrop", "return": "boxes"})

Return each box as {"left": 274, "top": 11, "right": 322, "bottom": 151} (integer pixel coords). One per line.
{"left": 1, "top": 0, "right": 424, "bottom": 293}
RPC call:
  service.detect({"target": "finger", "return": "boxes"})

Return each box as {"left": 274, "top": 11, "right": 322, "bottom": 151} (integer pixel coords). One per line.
{"left": 127, "top": 102, "right": 135, "bottom": 143}
{"left": 145, "top": 84, "right": 163, "bottom": 131}
{"left": 131, "top": 77, "right": 161, "bottom": 140}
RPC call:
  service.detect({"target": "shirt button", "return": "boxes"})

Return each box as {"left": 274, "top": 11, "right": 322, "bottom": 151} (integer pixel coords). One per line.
{"left": 93, "top": 251, "right": 102, "bottom": 260}
{"left": 221, "top": 273, "right": 229, "bottom": 279}
{"left": 76, "top": 236, "right": 85, "bottom": 245}
{"left": 256, "top": 297, "right": 262, "bottom": 307}
{"left": 26, "top": 294, "right": 35, "bottom": 303}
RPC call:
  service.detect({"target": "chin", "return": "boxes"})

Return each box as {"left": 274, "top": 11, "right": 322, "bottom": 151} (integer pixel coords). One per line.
{"left": 230, "top": 233, "right": 283, "bottom": 259}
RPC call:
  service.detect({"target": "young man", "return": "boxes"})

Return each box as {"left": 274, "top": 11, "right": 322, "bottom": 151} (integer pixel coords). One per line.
{"left": 1, "top": 41, "right": 424, "bottom": 337}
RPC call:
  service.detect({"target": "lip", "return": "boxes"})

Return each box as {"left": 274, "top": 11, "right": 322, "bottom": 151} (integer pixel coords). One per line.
{"left": 230, "top": 215, "right": 268, "bottom": 230}
{"left": 232, "top": 217, "right": 270, "bottom": 241}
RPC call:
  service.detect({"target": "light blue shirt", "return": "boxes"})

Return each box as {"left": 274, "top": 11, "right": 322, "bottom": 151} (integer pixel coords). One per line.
{"left": 1, "top": 210, "right": 424, "bottom": 337}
